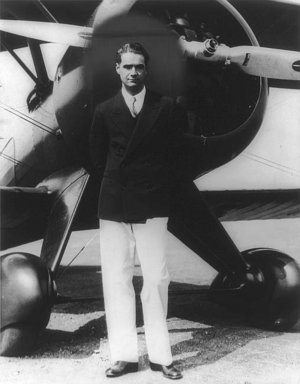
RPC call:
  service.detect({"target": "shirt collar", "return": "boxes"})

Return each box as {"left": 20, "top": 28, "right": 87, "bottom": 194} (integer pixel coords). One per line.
{"left": 121, "top": 85, "right": 146, "bottom": 106}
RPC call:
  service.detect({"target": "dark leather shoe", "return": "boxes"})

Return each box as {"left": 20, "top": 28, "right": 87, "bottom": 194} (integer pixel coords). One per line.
{"left": 150, "top": 362, "right": 183, "bottom": 380}
{"left": 105, "top": 361, "right": 138, "bottom": 378}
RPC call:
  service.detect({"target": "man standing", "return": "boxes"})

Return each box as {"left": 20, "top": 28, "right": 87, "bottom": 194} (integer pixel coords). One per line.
{"left": 89, "top": 42, "right": 186, "bottom": 379}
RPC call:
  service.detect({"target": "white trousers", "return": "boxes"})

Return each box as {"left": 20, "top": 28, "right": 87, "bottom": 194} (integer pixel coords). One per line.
{"left": 99, "top": 217, "right": 172, "bottom": 365}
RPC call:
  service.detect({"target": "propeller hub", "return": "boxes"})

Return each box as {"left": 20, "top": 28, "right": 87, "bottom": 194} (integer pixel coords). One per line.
{"left": 204, "top": 38, "right": 219, "bottom": 56}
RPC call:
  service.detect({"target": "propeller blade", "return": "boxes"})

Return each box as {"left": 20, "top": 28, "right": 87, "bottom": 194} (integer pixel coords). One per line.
{"left": 229, "top": 46, "right": 300, "bottom": 80}
{"left": 179, "top": 37, "right": 300, "bottom": 81}
{"left": 92, "top": 0, "right": 138, "bottom": 29}
{"left": 0, "top": 20, "right": 92, "bottom": 47}
{"left": 0, "top": 0, "right": 138, "bottom": 47}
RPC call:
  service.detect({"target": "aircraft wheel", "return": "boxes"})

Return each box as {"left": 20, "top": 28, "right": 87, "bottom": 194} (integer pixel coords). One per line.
{"left": 0, "top": 253, "right": 55, "bottom": 356}
{"left": 210, "top": 248, "right": 300, "bottom": 331}
{"left": 0, "top": 324, "right": 40, "bottom": 357}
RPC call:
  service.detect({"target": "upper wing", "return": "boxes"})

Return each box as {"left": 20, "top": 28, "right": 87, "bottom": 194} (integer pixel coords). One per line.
{"left": 202, "top": 189, "right": 300, "bottom": 221}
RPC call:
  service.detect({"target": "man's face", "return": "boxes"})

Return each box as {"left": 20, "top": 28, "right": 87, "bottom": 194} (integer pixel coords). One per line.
{"left": 116, "top": 52, "right": 147, "bottom": 94}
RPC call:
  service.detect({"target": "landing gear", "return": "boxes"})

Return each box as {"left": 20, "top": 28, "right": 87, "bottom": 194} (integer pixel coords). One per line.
{"left": 210, "top": 248, "right": 300, "bottom": 331}
{"left": 0, "top": 168, "right": 90, "bottom": 356}
{"left": 0, "top": 253, "right": 55, "bottom": 356}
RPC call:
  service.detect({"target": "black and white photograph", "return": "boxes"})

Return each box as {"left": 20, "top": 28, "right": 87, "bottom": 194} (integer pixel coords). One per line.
{"left": 0, "top": 0, "right": 300, "bottom": 383}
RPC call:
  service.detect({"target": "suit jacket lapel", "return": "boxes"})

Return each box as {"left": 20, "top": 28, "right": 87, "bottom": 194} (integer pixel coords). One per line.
{"left": 110, "top": 91, "right": 133, "bottom": 131}
{"left": 124, "top": 90, "right": 161, "bottom": 159}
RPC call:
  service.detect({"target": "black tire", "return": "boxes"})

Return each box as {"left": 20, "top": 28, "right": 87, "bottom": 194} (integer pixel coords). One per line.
{"left": 0, "top": 253, "right": 54, "bottom": 356}
{"left": 0, "top": 324, "right": 40, "bottom": 357}
{"left": 210, "top": 248, "right": 300, "bottom": 331}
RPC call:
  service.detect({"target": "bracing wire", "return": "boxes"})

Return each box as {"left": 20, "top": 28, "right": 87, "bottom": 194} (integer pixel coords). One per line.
{"left": 0, "top": 102, "right": 57, "bottom": 136}
{"left": 242, "top": 151, "right": 300, "bottom": 177}
{"left": 0, "top": 152, "right": 34, "bottom": 169}
{"left": 57, "top": 232, "right": 98, "bottom": 280}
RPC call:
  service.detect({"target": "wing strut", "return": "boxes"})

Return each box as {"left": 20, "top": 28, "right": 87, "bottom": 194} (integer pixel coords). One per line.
{"left": 1, "top": 40, "right": 38, "bottom": 84}
{"left": 27, "top": 40, "right": 50, "bottom": 86}
{"left": 26, "top": 39, "right": 53, "bottom": 111}
{"left": 38, "top": 166, "right": 90, "bottom": 275}
{"left": 0, "top": 38, "right": 53, "bottom": 111}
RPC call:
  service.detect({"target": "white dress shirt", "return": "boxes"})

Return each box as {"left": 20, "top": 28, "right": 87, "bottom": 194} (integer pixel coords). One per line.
{"left": 122, "top": 85, "right": 146, "bottom": 117}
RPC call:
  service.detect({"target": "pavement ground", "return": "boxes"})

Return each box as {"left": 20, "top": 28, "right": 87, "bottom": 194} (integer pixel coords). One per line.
{"left": 1, "top": 219, "right": 300, "bottom": 384}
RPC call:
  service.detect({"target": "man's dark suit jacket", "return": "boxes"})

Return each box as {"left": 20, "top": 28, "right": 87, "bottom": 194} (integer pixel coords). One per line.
{"left": 89, "top": 89, "right": 188, "bottom": 223}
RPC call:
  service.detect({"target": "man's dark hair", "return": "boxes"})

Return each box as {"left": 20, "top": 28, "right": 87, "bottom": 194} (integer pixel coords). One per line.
{"left": 116, "top": 42, "right": 149, "bottom": 66}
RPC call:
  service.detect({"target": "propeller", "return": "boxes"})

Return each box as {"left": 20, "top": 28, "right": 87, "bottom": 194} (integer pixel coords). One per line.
{"left": 0, "top": 0, "right": 135, "bottom": 48}
{"left": 92, "top": 0, "right": 137, "bottom": 29}
{"left": 179, "top": 37, "right": 300, "bottom": 81}
{"left": 1, "top": 0, "right": 300, "bottom": 81}
{"left": 0, "top": 0, "right": 135, "bottom": 47}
